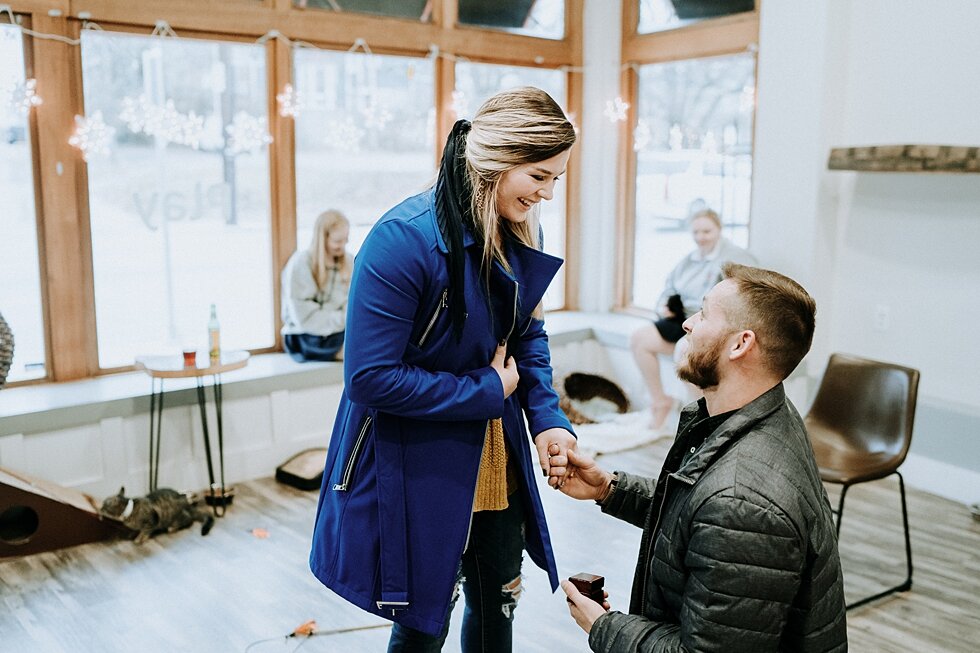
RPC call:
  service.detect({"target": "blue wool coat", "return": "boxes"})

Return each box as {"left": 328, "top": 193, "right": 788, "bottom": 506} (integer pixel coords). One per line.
{"left": 309, "top": 190, "right": 574, "bottom": 636}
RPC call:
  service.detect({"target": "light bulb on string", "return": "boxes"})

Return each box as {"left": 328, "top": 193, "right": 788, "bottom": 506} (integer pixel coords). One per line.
{"left": 603, "top": 97, "right": 629, "bottom": 123}
{"left": 225, "top": 112, "right": 273, "bottom": 156}
{"left": 633, "top": 119, "right": 651, "bottom": 152}
{"left": 277, "top": 83, "right": 301, "bottom": 118}
{"left": 11, "top": 78, "right": 43, "bottom": 116}
{"left": 68, "top": 111, "right": 115, "bottom": 161}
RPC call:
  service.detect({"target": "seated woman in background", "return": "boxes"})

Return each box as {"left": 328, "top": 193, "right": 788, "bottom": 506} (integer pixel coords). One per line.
{"left": 281, "top": 209, "right": 352, "bottom": 362}
{"left": 630, "top": 208, "right": 757, "bottom": 428}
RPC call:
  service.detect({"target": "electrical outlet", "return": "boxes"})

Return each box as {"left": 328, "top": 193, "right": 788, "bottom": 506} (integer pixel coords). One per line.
{"left": 873, "top": 304, "right": 890, "bottom": 331}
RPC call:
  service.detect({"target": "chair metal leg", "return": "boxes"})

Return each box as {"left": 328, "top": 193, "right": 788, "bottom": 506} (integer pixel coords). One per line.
{"left": 833, "top": 484, "right": 849, "bottom": 537}
{"left": 841, "top": 471, "right": 914, "bottom": 610}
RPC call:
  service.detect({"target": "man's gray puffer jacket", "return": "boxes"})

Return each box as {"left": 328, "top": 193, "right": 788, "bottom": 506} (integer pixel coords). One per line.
{"left": 589, "top": 383, "right": 847, "bottom": 652}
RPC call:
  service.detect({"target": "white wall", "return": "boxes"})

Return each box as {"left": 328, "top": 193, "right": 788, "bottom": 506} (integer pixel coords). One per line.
{"left": 753, "top": 0, "right": 980, "bottom": 403}
{"left": 576, "top": 0, "right": 622, "bottom": 312}
{"left": 748, "top": 0, "right": 980, "bottom": 486}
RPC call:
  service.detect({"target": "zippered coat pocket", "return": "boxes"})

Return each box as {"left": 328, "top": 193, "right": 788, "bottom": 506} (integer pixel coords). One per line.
{"left": 416, "top": 288, "right": 448, "bottom": 348}
{"left": 332, "top": 414, "right": 373, "bottom": 491}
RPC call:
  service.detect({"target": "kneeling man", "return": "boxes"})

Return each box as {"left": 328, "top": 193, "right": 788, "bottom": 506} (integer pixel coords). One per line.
{"left": 559, "top": 263, "right": 847, "bottom": 652}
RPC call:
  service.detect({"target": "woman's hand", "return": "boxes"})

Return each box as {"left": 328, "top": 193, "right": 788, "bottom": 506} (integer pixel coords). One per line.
{"left": 558, "top": 448, "right": 614, "bottom": 502}
{"left": 560, "top": 580, "right": 610, "bottom": 634}
{"left": 490, "top": 344, "right": 519, "bottom": 398}
{"left": 534, "top": 428, "right": 577, "bottom": 487}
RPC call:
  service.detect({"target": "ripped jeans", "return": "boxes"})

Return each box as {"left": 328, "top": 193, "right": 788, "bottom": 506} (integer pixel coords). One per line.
{"left": 388, "top": 494, "right": 526, "bottom": 653}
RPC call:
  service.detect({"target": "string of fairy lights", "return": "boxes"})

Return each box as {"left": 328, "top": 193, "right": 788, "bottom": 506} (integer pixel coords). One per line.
{"left": 1, "top": 6, "right": 644, "bottom": 162}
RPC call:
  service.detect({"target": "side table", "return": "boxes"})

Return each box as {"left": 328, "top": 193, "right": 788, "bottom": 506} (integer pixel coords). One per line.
{"left": 135, "top": 350, "right": 250, "bottom": 516}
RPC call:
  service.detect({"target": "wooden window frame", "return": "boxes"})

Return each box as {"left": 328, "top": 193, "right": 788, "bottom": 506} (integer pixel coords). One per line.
{"left": 4, "top": 0, "right": 583, "bottom": 384}
{"left": 616, "top": 0, "right": 759, "bottom": 314}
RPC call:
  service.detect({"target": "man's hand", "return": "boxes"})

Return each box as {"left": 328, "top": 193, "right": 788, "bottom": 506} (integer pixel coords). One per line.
{"left": 490, "top": 344, "right": 519, "bottom": 398}
{"left": 558, "top": 448, "right": 614, "bottom": 502}
{"left": 561, "top": 580, "right": 610, "bottom": 634}
{"left": 534, "top": 427, "right": 577, "bottom": 487}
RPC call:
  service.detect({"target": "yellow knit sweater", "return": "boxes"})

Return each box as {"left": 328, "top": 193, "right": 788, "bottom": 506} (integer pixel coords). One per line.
{"left": 473, "top": 418, "right": 517, "bottom": 512}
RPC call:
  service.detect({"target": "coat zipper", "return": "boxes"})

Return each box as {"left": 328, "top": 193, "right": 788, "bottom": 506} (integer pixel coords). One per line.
{"left": 417, "top": 288, "right": 448, "bottom": 347}
{"left": 332, "top": 415, "right": 373, "bottom": 491}
{"left": 464, "top": 419, "right": 492, "bottom": 549}
{"left": 640, "top": 474, "right": 675, "bottom": 603}
{"left": 505, "top": 280, "right": 519, "bottom": 343}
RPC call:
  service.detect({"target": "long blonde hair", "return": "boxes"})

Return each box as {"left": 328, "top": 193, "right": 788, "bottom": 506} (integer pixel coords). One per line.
{"left": 435, "top": 87, "right": 576, "bottom": 339}
{"left": 307, "top": 209, "right": 352, "bottom": 290}
{"left": 466, "top": 87, "right": 576, "bottom": 272}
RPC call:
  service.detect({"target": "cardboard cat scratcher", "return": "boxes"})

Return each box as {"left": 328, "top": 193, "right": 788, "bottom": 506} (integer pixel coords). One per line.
{"left": 0, "top": 468, "right": 128, "bottom": 558}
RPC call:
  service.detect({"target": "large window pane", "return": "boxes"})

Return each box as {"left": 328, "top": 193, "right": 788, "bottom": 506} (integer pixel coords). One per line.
{"left": 632, "top": 53, "right": 755, "bottom": 309}
{"left": 638, "top": 0, "right": 754, "bottom": 35}
{"left": 293, "top": 50, "right": 434, "bottom": 252}
{"left": 80, "top": 32, "right": 274, "bottom": 368}
{"left": 454, "top": 62, "right": 567, "bottom": 309}
{"left": 294, "top": 0, "right": 431, "bottom": 21}
{"left": 0, "top": 23, "right": 45, "bottom": 381}
{"left": 458, "top": 0, "right": 564, "bottom": 40}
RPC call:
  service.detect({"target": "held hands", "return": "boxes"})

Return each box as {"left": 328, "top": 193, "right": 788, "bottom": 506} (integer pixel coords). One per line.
{"left": 560, "top": 580, "right": 611, "bottom": 634}
{"left": 557, "top": 448, "right": 614, "bottom": 502}
{"left": 490, "top": 344, "right": 519, "bottom": 399}
{"left": 534, "top": 428, "right": 578, "bottom": 488}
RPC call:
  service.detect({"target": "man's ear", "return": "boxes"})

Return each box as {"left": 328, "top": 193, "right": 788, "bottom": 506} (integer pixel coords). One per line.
{"left": 728, "top": 329, "right": 757, "bottom": 361}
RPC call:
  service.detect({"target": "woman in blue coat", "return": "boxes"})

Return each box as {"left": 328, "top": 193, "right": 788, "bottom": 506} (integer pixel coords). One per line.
{"left": 309, "top": 87, "right": 578, "bottom": 652}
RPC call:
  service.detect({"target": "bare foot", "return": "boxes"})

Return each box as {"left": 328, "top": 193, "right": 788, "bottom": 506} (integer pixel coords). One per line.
{"left": 648, "top": 400, "right": 675, "bottom": 431}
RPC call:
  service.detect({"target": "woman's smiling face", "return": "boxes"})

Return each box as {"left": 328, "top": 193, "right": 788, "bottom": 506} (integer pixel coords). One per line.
{"left": 495, "top": 149, "right": 571, "bottom": 224}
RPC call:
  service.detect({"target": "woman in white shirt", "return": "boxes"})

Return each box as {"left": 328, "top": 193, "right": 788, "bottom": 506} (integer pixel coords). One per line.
{"left": 630, "top": 209, "right": 757, "bottom": 428}
{"left": 281, "top": 210, "right": 352, "bottom": 362}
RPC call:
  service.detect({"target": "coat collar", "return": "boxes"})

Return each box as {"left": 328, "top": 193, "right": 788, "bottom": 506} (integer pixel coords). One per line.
{"left": 672, "top": 383, "right": 787, "bottom": 485}
{"left": 424, "top": 188, "right": 564, "bottom": 313}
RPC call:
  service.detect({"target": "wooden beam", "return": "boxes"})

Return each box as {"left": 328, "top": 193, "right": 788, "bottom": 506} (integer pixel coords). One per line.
{"left": 563, "top": 65, "right": 583, "bottom": 311}
{"left": 622, "top": 12, "right": 758, "bottom": 64}
{"left": 620, "top": 0, "right": 638, "bottom": 40}
{"left": 6, "top": 0, "right": 68, "bottom": 13}
{"left": 614, "top": 64, "right": 638, "bottom": 310}
{"left": 67, "top": 0, "right": 578, "bottom": 66}
{"left": 560, "top": 0, "right": 584, "bottom": 311}
{"left": 828, "top": 145, "right": 980, "bottom": 173}
{"left": 267, "top": 37, "right": 297, "bottom": 350}
{"left": 434, "top": 0, "right": 455, "bottom": 30}
{"left": 30, "top": 14, "right": 97, "bottom": 380}
{"left": 434, "top": 53, "right": 455, "bottom": 165}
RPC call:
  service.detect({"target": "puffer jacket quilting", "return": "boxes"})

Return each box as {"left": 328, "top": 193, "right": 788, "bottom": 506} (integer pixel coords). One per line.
{"left": 590, "top": 383, "right": 847, "bottom": 653}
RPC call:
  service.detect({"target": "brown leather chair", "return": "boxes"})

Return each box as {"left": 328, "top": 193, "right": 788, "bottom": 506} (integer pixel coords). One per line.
{"left": 805, "top": 353, "right": 920, "bottom": 610}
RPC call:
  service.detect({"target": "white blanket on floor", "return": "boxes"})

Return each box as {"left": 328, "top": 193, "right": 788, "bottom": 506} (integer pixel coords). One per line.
{"left": 573, "top": 410, "right": 675, "bottom": 457}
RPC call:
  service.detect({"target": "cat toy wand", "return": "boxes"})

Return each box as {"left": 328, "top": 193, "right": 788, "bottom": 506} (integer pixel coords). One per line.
{"left": 245, "top": 620, "right": 392, "bottom": 652}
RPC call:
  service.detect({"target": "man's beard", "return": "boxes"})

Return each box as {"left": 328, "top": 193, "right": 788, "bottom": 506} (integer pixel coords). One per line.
{"left": 677, "top": 335, "right": 725, "bottom": 389}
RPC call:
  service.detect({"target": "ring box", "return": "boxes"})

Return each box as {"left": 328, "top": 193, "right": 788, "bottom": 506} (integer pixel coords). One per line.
{"left": 568, "top": 572, "right": 605, "bottom": 604}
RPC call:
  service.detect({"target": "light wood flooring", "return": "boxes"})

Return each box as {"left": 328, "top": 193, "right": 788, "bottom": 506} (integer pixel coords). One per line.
{"left": 1, "top": 439, "right": 978, "bottom": 652}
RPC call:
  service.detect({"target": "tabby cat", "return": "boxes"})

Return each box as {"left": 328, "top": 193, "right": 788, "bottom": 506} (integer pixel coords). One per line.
{"left": 100, "top": 487, "right": 215, "bottom": 544}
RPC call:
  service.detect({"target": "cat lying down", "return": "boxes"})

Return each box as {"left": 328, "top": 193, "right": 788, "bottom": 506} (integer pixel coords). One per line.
{"left": 100, "top": 487, "right": 215, "bottom": 544}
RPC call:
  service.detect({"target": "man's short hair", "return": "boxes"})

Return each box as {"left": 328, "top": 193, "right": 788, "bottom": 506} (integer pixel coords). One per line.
{"left": 721, "top": 263, "right": 816, "bottom": 379}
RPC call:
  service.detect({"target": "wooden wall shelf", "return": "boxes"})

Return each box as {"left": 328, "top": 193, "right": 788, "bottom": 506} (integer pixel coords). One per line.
{"left": 828, "top": 145, "right": 980, "bottom": 173}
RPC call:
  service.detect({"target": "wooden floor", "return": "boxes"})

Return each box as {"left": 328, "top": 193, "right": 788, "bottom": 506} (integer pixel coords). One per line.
{"left": 1, "top": 439, "right": 978, "bottom": 652}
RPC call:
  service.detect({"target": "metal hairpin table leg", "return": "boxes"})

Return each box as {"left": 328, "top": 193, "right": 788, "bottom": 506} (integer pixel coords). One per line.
{"left": 195, "top": 377, "right": 222, "bottom": 516}
{"left": 212, "top": 373, "right": 227, "bottom": 514}
{"left": 148, "top": 377, "right": 165, "bottom": 492}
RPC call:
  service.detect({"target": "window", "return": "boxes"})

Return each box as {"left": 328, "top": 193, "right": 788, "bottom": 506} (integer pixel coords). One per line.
{"left": 294, "top": 0, "right": 432, "bottom": 22}
{"left": 454, "top": 62, "right": 568, "bottom": 309}
{"left": 631, "top": 53, "right": 755, "bottom": 309}
{"left": 293, "top": 49, "right": 435, "bottom": 253}
{"left": 458, "top": 0, "right": 564, "bottom": 40}
{"left": 0, "top": 23, "right": 45, "bottom": 381}
{"left": 638, "top": 0, "right": 754, "bottom": 34}
{"left": 80, "top": 32, "right": 274, "bottom": 368}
